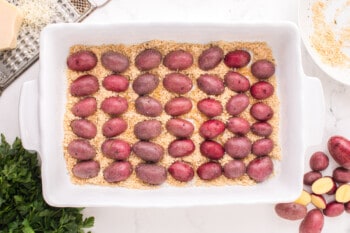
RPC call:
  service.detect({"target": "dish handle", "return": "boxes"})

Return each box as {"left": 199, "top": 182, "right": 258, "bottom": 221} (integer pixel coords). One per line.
{"left": 19, "top": 80, "right": 40, "bottom": 153}
{"left": 303, "top": 76, "right": 325, "bottom": 146}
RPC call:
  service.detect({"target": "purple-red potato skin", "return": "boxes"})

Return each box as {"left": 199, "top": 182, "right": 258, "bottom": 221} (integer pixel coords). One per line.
{"left": 226, "top": 93, "right": 250, "bottom": 116}
{"left": 166, "top": 118, "right": 194, "bottom": 138}
{"left": 197, "top": 98, "right": 223, "bottom": 118}
{"left": 72, "top": 160, "right": 100, "bottom": 179}
{"left": 134, "top": 119, "right": 162, "bottom": 140}
{"left": 67, "top": 50, "right": 97, "bottom": 71}
{"left": 165, "top": 97, "right": 192, "bottom": 116}
{"left": 163, "top": 73, "right": 193, "bottom": 94}
{"left": 70, "top": 74, "right": 99, "bottom": 97}
{"left": 199, "top": 119, "right": 225, "bottom": 139}
{"left": 304, "top": 171, "right": 323, "bottom": 186}
{"left": 135, "top": 96, "right": 162, "bottom": 117}
{"left": 103, "top": 161, "right": 132, "bottom": 183}
{"left": 333, "top": 167, "right": 350, "bottom": 183}
{"left": 135, "top": 48, "right": 162, "bottom": 71}
{"left": 274, "top": 203, "right": 307, "bottom": 220}
{"left": 323, "top": 201, "right": 345, "bottom": 217}
{"left": 345, "top": 202, "right": 350, "bottom": 213}
{"left": 136, "top": 163, "right": 167, "bottom": 185}
{"left": 250, "top": 81, "right": 274, "bottom": 100}
{"left": 102, "top": 74, "right": 129, "bottom": 92}
{"left": 168, "top": 161, "right": 194, "bottom": 182}
{"left": 102, "top": 118, "right": 127, "bottom": 138}
{"left": 250, "top": 102, "right": 274, "bottom": 121}
{"left": 101, "top": 96, "right": 128, "bottom": 116}
{"left": 251, "top": 122, "right": 273, "bottom": 137}
{"left": 101, "top": 139, "right": 131, "bottom": 160}
{"left": 310, "top": 151, "right": 329, "bottom": 171}
{"left": 197, "top": 74, "right": 225, "bottom": 95}
{"left": 163, "top": 50, "right": 193, "bottom": 70}
{"left": 68, "top": 139, "right": 96, "bottom": 160}
{"left": 168, "top": 139, "right": 195, "bottom": 158}
{"left": 132, "top": 141, "right": 164, "bottom": 163}
{"left": 224, "top": 71, "right": 250, "bottom": 93}
{"left": 328, "top": 136, "right": 350, "bottom": 169}
{"left": 246, "top": 156, "right": 273, "bottom": 183}
{"left": 71, "top": 97, "right": 97, "bottom": 117}
{"left": 299, "top": 209, "right": 324, "bottom": 233}
{"left": 226, "top": 117, "right": 250, "bottom": 135}
{"left": 223, "top": 160, "right": 246, "bottom": 179}
{"left": 70, "top": 119, "right": 97, "bottom": 139}
{"left": 132, "top": 73, "right": 159, "bottom": 95}
{"left": 252, "top": 138, "right": 274, "bottom": 156}
{"left": 101, "top": 51, "right": 129, "bottom": 73}
{"left": 198, "top": 46, "right": 224, "bottom": 71}
{"left": 200, "top": 140, "right": 225, "bottom": 160}
{"left": 197, "top": 162, "right": 222, "bottom": 180}
{"left": 224, "top": 137, "right": 252, "bottom": 159}
{"left": 251, "top": 59, "right": 275, "bottom": 79}
{"left": 224, "top": 50, "right": 251, "bottom": 68}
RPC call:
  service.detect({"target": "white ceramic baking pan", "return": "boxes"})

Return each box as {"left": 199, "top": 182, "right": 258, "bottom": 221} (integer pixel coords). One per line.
{"left": 19, "top": 22, "right": 324, "bottom": 207}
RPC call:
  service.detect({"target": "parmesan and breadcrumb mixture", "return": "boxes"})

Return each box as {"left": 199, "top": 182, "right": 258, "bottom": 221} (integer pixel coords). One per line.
{"left": 63, "top": 40, "right": 280, "bottom": 189}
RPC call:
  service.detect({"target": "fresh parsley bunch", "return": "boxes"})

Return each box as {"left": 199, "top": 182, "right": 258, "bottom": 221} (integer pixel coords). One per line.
{"left": 0, "top": 135, "right": 94, "bottom": 233}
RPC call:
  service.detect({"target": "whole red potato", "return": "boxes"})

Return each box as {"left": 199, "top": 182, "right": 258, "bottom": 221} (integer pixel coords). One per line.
{"left": 328, "top": 136, "right": 350, "bottom": 169}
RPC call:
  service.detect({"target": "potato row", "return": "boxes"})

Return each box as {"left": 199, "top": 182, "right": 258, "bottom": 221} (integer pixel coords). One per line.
{"left": 66, "top": 45, "right": 277, "bottom": 186}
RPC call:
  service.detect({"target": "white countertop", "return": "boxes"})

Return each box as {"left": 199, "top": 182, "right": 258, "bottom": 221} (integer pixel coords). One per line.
{"left": 1, "top": 0, "right": 350, "bottom": 232}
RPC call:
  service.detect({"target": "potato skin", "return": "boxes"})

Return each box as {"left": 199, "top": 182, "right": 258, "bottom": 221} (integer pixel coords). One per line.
{"left": 323, "top": 201, "right": 344, "bottom": 217}
{"left": 101, "top": 96, "right": 128, "bottom": 116}
{"left": 163, "top": 50, "right": 193, "bottom": 70}
{"left": 197, "top": 98, "right": 223, "bottom": 118}
{"left": 163, "top": 73, "right": 193, "bottom": 94}
{"left": 132, "top": 141, "right": 164, "bottom": 163}
{"left": 198, "top": 46, "right": 224, "bottom": 71}
{"left": 70, "top": 119, "right": 97, "bottom": 139}
{"left": 250, "top": 81, "right": 274, "bottom": 100}
{"left": 135, "top": 96, "right": 162, "bottom": 117}
{"left": 224, "top": 71, "right": 250, "bottom": 93}
{"left": 134, "top": 119, "right": 162, "bottom": 140}
{"left": 72, "top": 160, "right": 100, "bottom": 179}
{"left": 197, "top": 162, "right": 222, "bottom": 180}
{"left": 164, "top": 97, "right": 192, "bottom": 116}
{"left": 102, "top": 74, "right": 129, "bottom": 92}
{"left": 132, "top": 73, "right": 159, "bottom": 95}
{"left": 226, "top": 117, "right": 250, "bottom": 135}
{"left": 225, "top": 93, "right": 250, "bottom": 116}
{"left": 166, "top": 118, "right": 194, "bottom": 138}
{"left": 103, "top": 161, "right": 132, "bottom": 183}
{"left": 224, "top": 137, "right": 251, "bottom": 159}
{"left": 274, "top": 203, "right": 307, "bottom": 220}
{"left": 299, "top": 209, "right": 324, "bottom": 233}
{"left": 333, "top": 167, "right": 350, "bottom": 183}
{"left": 199, "top": 119, "right": 225, "bottom": 139}
{"left": 102, "top": 118, "right": 127, "bottom": 138}
{"left": 168, "top": 139, "right": 195, "bottom": 158}
{"left": 168, "top": 161, "right": 194, "bottom": 182}
{"left": 309, "top": 151, "right": 329, "bottom": 171}
{"left": 70, "top": 74, "right": 99, "bottom": 97}
{"left": 223, "top": 160, "right": 246, "bottom": 179}
{"left": 67, "top": 139, "right": 96, "bottom": 160}
{"left": 246, "top": 156, "right": 273, "bottom": 182}
{"left": 251, "top": 122, "right": 273, "bottom": 137}
{"left": 197, "top": 74, "right": 225, "bottom": 95}
{"left": 71, "top": 97, "right": 97, "bottom": 117}
{"left": 200, "top": 140, "right": 225, "bottom": 160}
{"left": 303, "top": 171, "right": 322, "bottom": 186}
{"left": 224, "top": 50, "right": 251, "bottom": 68}
{"left": 135, "top": 48, "right": 162, "bottom": 71}
{"left": 136, "top": 163, "right": 167, "bottom": 185}
{"left": 251, "top": 59, "right": 275, "bottom": 79}
{"left": 67, "top": 50, "right": 97, "bottom": 71}
{"left": 101, "top": 139, "right": 131, "bottom": 160}
{"left": 328, "top": 136, "right": 350, "bottom": 169}
{"left": 101, "top": 51, "right": 129, "bottom": 73}
{"left": 250, "top": 102, "right": 274, "bottom": 121}
{"left": 252, "top": 138, "right": 274, "bottom": 156}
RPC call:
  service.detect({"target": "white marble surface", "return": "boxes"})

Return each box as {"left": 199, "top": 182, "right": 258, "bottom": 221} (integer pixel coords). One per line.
{"left": 1, "top": 0, "right": 350, "bottom": 232}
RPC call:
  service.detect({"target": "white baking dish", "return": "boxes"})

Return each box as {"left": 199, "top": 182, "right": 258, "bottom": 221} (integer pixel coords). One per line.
{"left": 19, "top": 22, "right": 324, "bottom": 207}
